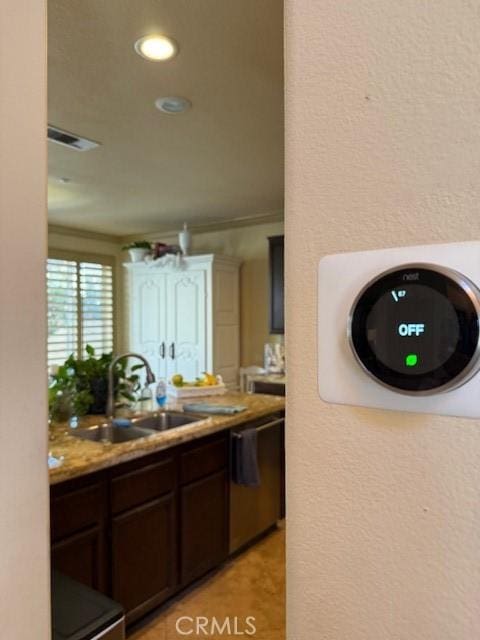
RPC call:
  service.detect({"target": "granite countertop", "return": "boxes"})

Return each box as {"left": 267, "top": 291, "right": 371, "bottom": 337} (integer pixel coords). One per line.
{"left": 48, "top": 392, "right": 285, "bottom": 485}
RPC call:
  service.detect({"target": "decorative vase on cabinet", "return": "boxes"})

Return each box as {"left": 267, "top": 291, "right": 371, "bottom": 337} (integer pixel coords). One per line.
{"left": 125, "top": 255, "right": 241, "bottom": 388}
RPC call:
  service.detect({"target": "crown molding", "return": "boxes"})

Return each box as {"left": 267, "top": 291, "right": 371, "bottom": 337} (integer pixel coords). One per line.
{"left": 48, "top": 210, "right": 284, "bottom": 246}
{"left": 120, "top": 210, "right": 284, "bottom": 244}
{"left": 48, "top": 224, "right": 120, "bottom": 244}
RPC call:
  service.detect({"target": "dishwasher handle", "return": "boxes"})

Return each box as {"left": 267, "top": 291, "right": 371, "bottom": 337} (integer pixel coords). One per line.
{"left": 232, "top": 416, "right": 284, "bottom": 438}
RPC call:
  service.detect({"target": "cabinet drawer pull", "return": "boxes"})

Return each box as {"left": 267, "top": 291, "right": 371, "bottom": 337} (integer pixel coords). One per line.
{"left": 159, "top": 342, "right": 166, "bottom": 358}
{"left": 169, "top": 342, "right": 175, "bottom": 359}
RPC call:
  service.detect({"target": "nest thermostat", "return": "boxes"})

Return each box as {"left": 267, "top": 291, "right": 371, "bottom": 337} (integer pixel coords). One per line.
{"left": 318, "top": 241, "right": 480, "bottom": 418}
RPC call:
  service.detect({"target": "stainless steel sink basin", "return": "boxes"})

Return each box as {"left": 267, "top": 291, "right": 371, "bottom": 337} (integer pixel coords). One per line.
{"left": 71, "top": 423, "right": 155, "bottom": 444}
{"left": 132, "top": 411, "right": 204, "bottom": 431}
{"left": 70, "top": 412, "right": 205, "bottom": 444}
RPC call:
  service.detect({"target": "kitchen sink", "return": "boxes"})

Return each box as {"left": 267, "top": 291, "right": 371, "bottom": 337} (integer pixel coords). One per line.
{"left": 71, "top": 422, "right": 156, "bottom": 444}
{"left": 132, "top": 411, "right": 205, "bottom": 431}
{"left": 70, "top": 411, "right": 205, "bottom": 444}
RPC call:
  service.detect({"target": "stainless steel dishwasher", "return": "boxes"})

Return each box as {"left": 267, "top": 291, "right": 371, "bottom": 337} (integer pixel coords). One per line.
{"left": 52, "top": 571, "right": 125, "bottom": 640}
{"left": 229, "top": 415, "right": 285, "bottom": 553}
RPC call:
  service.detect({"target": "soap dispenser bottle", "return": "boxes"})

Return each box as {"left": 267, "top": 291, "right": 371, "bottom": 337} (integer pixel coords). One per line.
{"left": 155, "top": 378, "right": 167, "bottom": 409}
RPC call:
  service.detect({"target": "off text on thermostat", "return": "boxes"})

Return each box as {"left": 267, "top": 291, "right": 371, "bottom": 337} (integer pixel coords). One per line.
{"left": 398, "top": 323, "right": 425, "bottom": 337}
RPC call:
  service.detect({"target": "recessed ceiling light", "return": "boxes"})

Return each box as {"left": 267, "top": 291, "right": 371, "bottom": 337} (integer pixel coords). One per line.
{"left": 155, "top": 96, "right": 192, "bottom": 114}
{"left": 134, "top": 35, "right": 178, "bottom": 61}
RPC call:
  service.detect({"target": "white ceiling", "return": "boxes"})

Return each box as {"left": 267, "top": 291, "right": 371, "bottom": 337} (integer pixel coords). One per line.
{"left": 47, "top": 0, "right": 284, "bottom": 236}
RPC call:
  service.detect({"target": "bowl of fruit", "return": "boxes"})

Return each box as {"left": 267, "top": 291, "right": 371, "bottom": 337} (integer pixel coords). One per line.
{"left": 167, "top": 372, "right": 226, "bottom": 398}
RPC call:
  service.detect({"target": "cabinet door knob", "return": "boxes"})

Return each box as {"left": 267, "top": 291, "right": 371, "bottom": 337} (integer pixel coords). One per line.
{"left": 159, "top": 342, "right": 166, "bottom": 358}
{"left": 169, "top": 342, "right": 175, "bottom": 359}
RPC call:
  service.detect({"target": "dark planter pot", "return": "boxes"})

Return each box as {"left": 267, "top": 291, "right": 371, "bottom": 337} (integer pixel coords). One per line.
{"left": 89, "top": 377, "right": 108, "bottom": 415}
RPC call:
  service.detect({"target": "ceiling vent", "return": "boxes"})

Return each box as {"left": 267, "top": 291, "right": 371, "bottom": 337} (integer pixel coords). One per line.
{"left": 47, "top": 125, "right": 100, "bottom": 151}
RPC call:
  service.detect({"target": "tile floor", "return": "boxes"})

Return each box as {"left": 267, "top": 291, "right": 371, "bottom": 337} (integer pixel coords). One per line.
{"left": 130, "top": 526, "right": 285, "bottom": 640}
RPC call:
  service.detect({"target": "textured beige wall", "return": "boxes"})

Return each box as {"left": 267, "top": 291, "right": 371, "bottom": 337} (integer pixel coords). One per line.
{"left": 0, "top": 0, "right": 50, "bottom": 637}
{"left": 286, "top": 2, "right": 480, "bottom": 639}
{"left": 144, "top": 221, "right": 285, "bottom": 366}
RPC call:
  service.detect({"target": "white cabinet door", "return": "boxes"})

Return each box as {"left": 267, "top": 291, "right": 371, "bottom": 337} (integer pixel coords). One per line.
{"left": 166, "top": 270, "right": 207, "bottom": 381}
{"left": 213, "top": 264, "right": 240, "bottom": 387}
{"left": 129, "top": 272, "right": 168, "bottom": 380}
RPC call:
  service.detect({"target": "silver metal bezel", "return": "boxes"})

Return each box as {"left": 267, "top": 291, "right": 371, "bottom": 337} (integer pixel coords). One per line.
{"left": 347, "top": 263, "right": 480, "bottom": 396}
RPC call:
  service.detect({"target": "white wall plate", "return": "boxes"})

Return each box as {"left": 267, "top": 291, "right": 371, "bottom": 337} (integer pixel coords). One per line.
{"left": 318, "top": 241, "right": 480, "bottom": 418}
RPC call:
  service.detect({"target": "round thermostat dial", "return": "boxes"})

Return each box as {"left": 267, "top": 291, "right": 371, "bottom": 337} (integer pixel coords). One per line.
{"left": 348, "top": 264, "right": 480, "bottom": 395}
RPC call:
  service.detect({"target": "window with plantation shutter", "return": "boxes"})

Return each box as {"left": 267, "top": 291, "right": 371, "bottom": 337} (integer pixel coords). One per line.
{"left": 47, "top": 255, "right": 115, "bottom": 368}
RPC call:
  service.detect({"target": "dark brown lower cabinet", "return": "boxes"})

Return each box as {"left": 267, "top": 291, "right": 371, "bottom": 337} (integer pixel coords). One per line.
{"left": 111, "top": 492, "right": 177, "bottom": 624}
{"left": 180, "top": 469, "right": 228, "bottom": 585}
{"left": 49, "top": 426, "right": 279, "bottom": 626}
{"left": 50, "top": 476, "right": 107, "bottom": 592}
{"left": 51, "top": 526, "right": 104, "bottom": 592}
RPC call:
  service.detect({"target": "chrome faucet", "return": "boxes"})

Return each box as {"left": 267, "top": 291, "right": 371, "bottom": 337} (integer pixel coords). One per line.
{"left": 106, "top": 352, "right": 156, "bottom": 418}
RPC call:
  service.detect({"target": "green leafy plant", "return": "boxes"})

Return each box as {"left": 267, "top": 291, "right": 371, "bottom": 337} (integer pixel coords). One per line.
{"left": 49, "top": 345, "right": 145, "bottom": 420}
{"left": 121, "top": 241, "right": 151, "bottom": 251}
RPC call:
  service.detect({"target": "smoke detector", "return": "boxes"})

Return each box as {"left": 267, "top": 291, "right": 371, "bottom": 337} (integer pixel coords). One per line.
{"left": 155, "top": 96, "right": 191, "bottom": 114}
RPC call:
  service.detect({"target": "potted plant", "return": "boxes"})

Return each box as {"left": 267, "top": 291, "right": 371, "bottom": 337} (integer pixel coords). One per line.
{"left": 122, "top": 241, "right": 152, "bottom": 263}
{"left": 48, "top": 345, "right": 144, "bottom": 421}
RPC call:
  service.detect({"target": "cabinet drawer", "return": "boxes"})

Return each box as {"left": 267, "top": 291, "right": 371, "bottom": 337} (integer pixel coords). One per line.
{"left": 180, "top": 436, "right": 227, "bottom": 486}
{"left": 111, "top": 457, "right": 175, "bottom": 514}
{"left": 51, "top": 483, "right": 103, "bottom": 542}
{"left": 252, "top": 381, "right": 285, "bottom": 396}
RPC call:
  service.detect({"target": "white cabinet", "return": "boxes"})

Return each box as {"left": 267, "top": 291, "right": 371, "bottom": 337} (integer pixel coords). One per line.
{"left": 125, "top": 255, "right": 241, "bottom": 387}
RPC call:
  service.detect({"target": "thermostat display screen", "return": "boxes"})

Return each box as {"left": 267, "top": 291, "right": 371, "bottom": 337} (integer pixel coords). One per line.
{"left": 349, "top": 266, "right": 480, "bottom": 393}
{"left": 366, "top": 284, "right": 460, "bottom": 375}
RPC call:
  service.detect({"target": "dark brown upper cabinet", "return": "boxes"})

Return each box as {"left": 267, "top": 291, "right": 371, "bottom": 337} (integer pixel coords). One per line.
{"left": 268, "top": 235, "right": 285, "bottom": 334}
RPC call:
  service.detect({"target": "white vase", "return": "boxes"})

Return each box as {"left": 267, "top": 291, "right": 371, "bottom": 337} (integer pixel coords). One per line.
{"left": 178, "top": 222, "right": 191, "bottom": 256}
{"left": 128, "top": 248, "right": 150, "bottom": 263}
